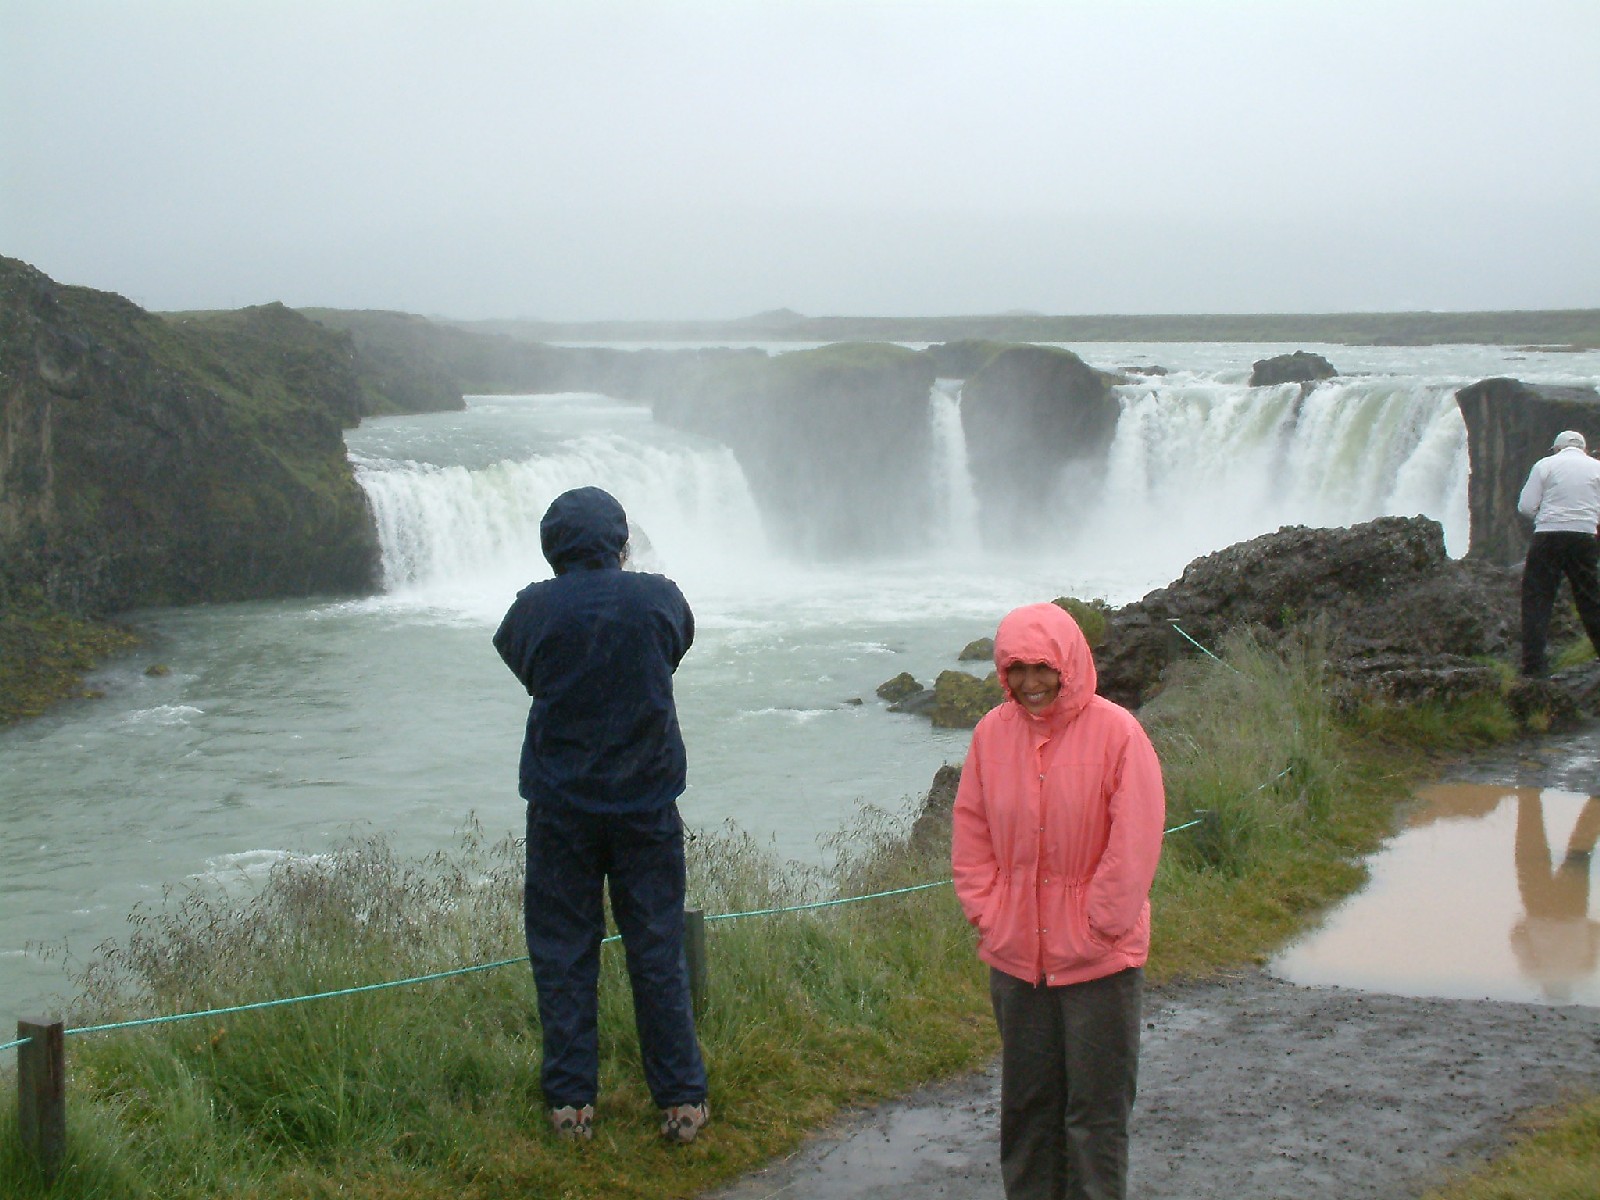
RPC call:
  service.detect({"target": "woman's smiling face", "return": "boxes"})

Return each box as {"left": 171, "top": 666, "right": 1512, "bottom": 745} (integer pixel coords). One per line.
{"left": 1006, "top": 660, "right": 1060, "bottom": 715}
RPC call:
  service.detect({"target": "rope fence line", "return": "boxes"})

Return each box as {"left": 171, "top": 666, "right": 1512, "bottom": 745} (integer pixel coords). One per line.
{"left": 1169, "top": 619, "right": 1228, "bottom": 664}
{"left": 1, "top": 798, "right": 1263, "bottom": 1058}
{"left": 8, "top": 622, "right": 1254, "bottom": 1060}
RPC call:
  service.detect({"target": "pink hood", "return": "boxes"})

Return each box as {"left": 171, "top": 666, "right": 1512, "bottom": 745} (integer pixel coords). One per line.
{"left": 994, "top": 602, "right": 1096, "bottom": 727}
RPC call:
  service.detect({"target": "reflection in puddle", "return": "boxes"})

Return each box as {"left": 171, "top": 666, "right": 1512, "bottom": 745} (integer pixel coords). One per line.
{"left": 1272, "top": 785, "right": 1600, "bottom": 1005}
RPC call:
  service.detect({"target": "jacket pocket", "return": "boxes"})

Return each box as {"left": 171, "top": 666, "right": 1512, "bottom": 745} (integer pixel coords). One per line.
{"left": 977, "top": 877, "right": 1036, "bottom": 970}
{"left": 1040, "top": 883, "right": 1110, "bottom": 974}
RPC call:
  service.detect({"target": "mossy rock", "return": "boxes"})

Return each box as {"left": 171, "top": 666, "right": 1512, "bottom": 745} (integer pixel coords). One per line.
{"left": 0, "top": 606, "right": 139, "bottom": 726}
{"left": 1051, "top": 597, "right": 1110, "bottom": 648}
{"left": 958, "top": 637, "right": 995, "bottom": 662}
{"left": 931, "top": 669, "right": 1005, "bottom": 729}
{"left": 876, "top": 672, "right": 924, "bottom": 703}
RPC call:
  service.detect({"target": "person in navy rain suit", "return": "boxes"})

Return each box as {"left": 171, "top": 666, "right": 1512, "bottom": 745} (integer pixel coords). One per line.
{"left": 494, "top": 486, "right": 709, "bottom": 1144}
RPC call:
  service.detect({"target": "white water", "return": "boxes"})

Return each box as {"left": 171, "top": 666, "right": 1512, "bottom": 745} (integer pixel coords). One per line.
{"left": 928, "top": 381, "right": 981, "bottom": 554}
{"left": 1074, "top": 376, "right": 1470, "bottom": 572}
{"left": 4, "top": 341, "right": 1597, "bottom": 1019}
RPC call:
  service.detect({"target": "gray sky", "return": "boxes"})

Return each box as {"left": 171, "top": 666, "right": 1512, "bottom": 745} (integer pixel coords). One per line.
{"left": 4, "top": 0, "right": 1597, "bottom": 320}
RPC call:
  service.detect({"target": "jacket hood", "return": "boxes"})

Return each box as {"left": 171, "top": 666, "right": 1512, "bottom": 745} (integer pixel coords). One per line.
{"left": 540, "top": 486, "right": 629, "bottom": 573}
{"left": 993, "top": 602, "right": 1097, "bottom": 723}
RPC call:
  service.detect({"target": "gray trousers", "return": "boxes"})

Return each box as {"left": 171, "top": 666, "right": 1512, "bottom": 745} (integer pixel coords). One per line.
{"left": 989, "top": 966, "right": 1143, "bottom": 1200}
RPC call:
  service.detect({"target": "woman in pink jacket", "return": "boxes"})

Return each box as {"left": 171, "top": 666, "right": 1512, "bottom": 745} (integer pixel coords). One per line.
{"left": 952, "top": 602, "right": 1165, "bottom": 1200}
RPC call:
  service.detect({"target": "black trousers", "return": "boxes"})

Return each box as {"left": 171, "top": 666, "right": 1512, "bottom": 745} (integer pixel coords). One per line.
{"left": 1520, "top": 531, "right": 1600, "bottom": 675}
{"left": 524, "top": 799, "right": 707, "bottom": 1109}
{"left": 990, "top": 966, "right": 1143, "bottom": 1200}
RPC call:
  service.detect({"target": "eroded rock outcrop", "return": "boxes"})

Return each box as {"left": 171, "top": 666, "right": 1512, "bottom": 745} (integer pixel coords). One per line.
{"left": 1455, "top": 377, "right": 1600, "bottom": 566}
{"left": 0, "top": 257, "right": 379, "bottom": 614}
{"left": 959, "top": 345, "right": 1121, "bottom": 540}
{"left": 1249, "top": 350, "right": 1338, "bottom": 387}
{"left": 652, "top": 343, "right": 937, "bottom": 556}
{"left": 1093, "top": 515, "right": 1518, "bottom": 708}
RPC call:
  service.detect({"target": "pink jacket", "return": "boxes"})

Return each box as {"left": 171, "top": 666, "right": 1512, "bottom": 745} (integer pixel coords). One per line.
{"left": 951, "top": 603, "right": 1165, "bottom": 986}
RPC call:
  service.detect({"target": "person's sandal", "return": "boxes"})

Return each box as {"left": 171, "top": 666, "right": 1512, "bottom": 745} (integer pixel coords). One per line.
{"left": 549, "top": 1103, "right": 594, "bottom": 1141}
{"left": 659, "top": 1101, "right": 710, "bottom": 1144}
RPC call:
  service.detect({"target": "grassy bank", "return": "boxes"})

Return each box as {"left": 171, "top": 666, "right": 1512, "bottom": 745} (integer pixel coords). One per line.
{"left": 0, "top": 605, "right": 138, "bottom": 727}
{"left": 0, "top": 631, "right": 1563, "bottom": 1198}
{"left": 1422, "top": 1096, "right": 1600, "bottom": 1200}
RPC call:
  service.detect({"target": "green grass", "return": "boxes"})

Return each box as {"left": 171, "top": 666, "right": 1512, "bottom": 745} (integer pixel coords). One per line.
{"left": 1420, "top": 1096, "right": 1600, "bottom": 1200}
{"left": 1, "top": 630, "right": 1583, "bottom": 1198}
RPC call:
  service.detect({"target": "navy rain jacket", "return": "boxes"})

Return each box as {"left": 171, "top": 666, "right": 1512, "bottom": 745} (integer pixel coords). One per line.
{"left": 493, "top": 487, "right": 694, "bottom": 814}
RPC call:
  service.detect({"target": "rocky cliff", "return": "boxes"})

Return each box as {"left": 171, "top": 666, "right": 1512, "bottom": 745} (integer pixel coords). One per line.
{"left": 958, "top": 345, "right": 1121, "bottom": 539}
{"left": 1093, "top": 515, "right": 1519, "bottom": 710}
{"left": 652, "top": 342, "right": 938, "bottom": 555}
{"left": 0, "top": 257, "right": 379, "bottom": 615}
{"left": 1455, "top": 377, "right": 1600, "bottom": 565}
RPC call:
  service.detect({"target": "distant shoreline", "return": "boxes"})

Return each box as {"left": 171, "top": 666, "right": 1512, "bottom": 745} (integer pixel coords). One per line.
{"left": 440, "top": 308, "right": 1600, "bottom": 350}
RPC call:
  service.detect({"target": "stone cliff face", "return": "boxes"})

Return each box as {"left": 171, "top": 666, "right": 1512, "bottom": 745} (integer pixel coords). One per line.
{"left": 653, "top": 343, "right": 937, "bottom": 556}
{"left": 1093, "top": 515, "right": 1519, "bottom": 710}
{"left": 1455, "top": 377, "right": 1600, "bottom": 566}
{"left": 958, "top": 345, "right": 1121, "bottom": 540}
{"left": 0, "top": 258, "right": 379, "bottom": 614}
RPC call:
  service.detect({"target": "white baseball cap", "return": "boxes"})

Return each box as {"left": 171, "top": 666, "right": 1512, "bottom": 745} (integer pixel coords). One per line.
{"left": 1553, "top": 430, "right": 1587, "bottom": 451}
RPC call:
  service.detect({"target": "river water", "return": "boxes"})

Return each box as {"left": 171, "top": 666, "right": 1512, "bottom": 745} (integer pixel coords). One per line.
{"left": 4, "top": 340, "right": 1598, "bottom": 1020}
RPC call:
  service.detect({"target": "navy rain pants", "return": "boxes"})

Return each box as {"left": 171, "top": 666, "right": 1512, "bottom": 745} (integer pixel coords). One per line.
{"left": 524, "top": 799, "right": 707, "bottom": 1109}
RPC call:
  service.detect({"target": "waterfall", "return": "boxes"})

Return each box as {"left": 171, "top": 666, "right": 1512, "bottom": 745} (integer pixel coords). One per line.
{"left": 928, "top": 381, "right": 980, "bottom": 553}
{"left": 349, "top": 379, "right": 1471, "bottom": 617}
{"left": 352, "top": 418, "right": 769, "bottom": 615}
{"left": 1070, "top": 377, "right": 1469, "bottom": 577}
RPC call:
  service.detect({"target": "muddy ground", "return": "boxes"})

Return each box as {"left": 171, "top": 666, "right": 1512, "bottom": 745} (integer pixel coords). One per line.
{"left": 707, "top": 725, "right": 1600, "bottom": 1200}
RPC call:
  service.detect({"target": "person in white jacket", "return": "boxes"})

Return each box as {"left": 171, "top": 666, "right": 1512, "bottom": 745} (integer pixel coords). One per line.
{"left": 1517, "top": 430, "right": 1600, "bottom": 676}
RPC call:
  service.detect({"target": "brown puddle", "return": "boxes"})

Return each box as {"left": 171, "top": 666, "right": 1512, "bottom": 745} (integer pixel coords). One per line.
{"left": 1271, "top": 784, "right": 1600, "bottom": 1005}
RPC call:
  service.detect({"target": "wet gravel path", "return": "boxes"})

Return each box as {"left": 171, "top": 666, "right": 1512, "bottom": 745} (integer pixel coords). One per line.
{"left": 707, "top": 724, "right": 1600, "bottom": 1200}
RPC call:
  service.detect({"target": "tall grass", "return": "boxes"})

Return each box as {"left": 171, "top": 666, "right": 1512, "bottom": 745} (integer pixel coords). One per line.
{"left": 1, "top": 632, "right": 1528, "bottom": 1198}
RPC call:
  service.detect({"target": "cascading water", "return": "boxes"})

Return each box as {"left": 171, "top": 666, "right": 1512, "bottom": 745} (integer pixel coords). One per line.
{"left": 351, "top": 378, "right": 1471, "bottom": 614}
{"left": 1070, "top": 375, "right": 1469, "bottom": 580}
{"left": 927, "top": 380, "right": 981, "bottom": 554}
{"left": 350, "top": 393, "right": 770, "bottom": 618}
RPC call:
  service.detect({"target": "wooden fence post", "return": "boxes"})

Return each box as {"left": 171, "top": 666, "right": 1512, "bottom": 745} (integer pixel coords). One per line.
{"left": 17, "top": 1018, "right": 66, "bottom": 1185}
{"left": 683, "top": 908, "right": 708, "bottom": 1019}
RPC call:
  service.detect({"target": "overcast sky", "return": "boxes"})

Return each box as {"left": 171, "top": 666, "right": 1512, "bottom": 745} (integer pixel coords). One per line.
{"left": 3, "top": 0, "right": 1597, "bottom": 320}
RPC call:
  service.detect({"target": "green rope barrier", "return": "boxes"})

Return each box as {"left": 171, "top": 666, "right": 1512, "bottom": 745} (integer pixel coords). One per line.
{"left": 6, "top": 773, "right": 1274, "bottom": 1048}
{"left": 65, "top": 954, "right": 533, "bottom": 1038}
{"left": 1170, "top": 620, "right": 1229, "bottom": 664}
{"left": 706, "top": 879, "right": 952, "bottom": 922}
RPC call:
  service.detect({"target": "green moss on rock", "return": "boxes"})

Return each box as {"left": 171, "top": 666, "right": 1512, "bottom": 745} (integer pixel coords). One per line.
{"left": 876, "top": 672, "right": 924, "bottom": 702}
{"left": 958, "top": 637, "right": 995, "bottom": 662}
{"left": 0, "top": 606, "right": 138, "bottom": 726}
{"left": 1052, "top": 597, "right": 1110, "bottom": 647}
{"left": 931, "top": 669, "right": 1005, "bottom": 728}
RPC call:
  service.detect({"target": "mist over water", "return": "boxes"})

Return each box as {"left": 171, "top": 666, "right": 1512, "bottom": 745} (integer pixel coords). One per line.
{"left": 4, "top": 341, "right": 1596, "bottom": 1020}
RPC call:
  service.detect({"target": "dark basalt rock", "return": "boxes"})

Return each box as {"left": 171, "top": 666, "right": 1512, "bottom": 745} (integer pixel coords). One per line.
{"left": 1092, "top": 515, "right": 1520, "bottom": 709}
{"left": 652, "top": 342, "right": 938, "bottom": 557}
{"left": 876, "top": 672, "right": 924, "bottom": 702}
{"left": 0, "top": 257, "right": 380, "bottom": 615}
{"left": 888, "top": 688, "right": 938, "bottom": 717}
{"left": 957, "top": 638, "right": 994, "bottom": 662}
{"left": 1455, "top": 377, "right": 1600, "bottom": 566}
{"left": 909, "top": 763, "right": 963, "bottom": 849}
{"left": 921, "top": 340, "right": 1012, "bottom": 379}
{"left": 960, "top": 345, "right": 1121, "bottom": 543}
{"left": 1249, "top": 350, "right": 1338, "bottom": 387}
